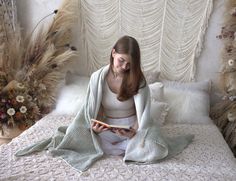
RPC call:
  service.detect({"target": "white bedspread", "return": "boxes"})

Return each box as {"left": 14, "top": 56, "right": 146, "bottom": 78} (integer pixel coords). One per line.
{"left": 0, "top": 113, "right": 236, "bottom": 181}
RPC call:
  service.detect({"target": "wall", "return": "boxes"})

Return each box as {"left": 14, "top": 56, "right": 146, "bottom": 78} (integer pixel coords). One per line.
{"left": 16, "top": 0, "right": 225, "bottom": 103}
{"left": 196, "top": 0, "right": 225, "bottom": 104}
{"left": 16, "top": 0, "right": 62, "bottom": 35}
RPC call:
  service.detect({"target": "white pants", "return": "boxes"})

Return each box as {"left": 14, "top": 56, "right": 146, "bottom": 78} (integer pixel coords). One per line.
{"left": 98, "top": 115, "right": 137, "bottom": 156}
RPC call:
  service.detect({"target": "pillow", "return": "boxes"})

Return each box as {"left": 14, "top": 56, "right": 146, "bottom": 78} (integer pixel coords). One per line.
{"left": 163, "top": 80, "right": 213, "bottom": 125}
{"left": 53, "top": 75, "right": 90, "bottom": 115}
{"left": 65, "top": 72, "right": 90, "bottom": 85}
{"left": 149, "top": 82, "right": 164, "bottom": 102}
{"left": 149, "top": 82, "right": 169, "bottom": 126}
{"left": 144, "top": 70, "right": 160, "bottom": 84}
{"left": 150, "top": 100, "right": 169, "bottom": 126}
{"left": 162, "top": 79, "right": 211, "bottom": 92}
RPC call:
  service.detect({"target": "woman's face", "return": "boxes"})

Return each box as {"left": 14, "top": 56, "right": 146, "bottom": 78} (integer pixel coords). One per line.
{"left": 112, "top": 49, "right": 131, "bottom": 74}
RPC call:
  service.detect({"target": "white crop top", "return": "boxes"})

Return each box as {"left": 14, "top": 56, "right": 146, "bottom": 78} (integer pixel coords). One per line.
{"left": 102, "top": 80, "right": 136, "bottom": 118}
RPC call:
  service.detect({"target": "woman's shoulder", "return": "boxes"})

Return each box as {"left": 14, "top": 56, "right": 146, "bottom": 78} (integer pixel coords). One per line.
{"left": 90, "top": 65, "right": 110, "bottom": 80}
{"left": 139, "top": 79, "right": 147, "bottom": 89}
{"left": 137, "top": 80, "right": 149, "bottom": 95}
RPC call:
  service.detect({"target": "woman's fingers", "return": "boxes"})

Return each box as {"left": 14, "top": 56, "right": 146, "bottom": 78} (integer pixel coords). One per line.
{"left": 92, "top": 122, "right": 109, "bottom": 133}
{"left": 114, "top": 128, "right": 136, "bottom": 138}
{"left": 91, "top": 121, "right": 135, "bottom": 137}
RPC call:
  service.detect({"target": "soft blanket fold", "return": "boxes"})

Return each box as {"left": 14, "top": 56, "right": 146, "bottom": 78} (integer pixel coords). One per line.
{"left": 15, "top": 65, "right": 194, "bottom": 171}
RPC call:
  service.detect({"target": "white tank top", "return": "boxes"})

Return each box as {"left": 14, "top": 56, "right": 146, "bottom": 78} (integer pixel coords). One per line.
{"left": 102, "top": 80, "right": 136, "bottom": 118}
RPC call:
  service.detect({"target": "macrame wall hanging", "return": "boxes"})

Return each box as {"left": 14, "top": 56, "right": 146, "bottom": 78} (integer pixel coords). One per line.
{"left": 75, "top": 0, "right": 213, "bottom": 82}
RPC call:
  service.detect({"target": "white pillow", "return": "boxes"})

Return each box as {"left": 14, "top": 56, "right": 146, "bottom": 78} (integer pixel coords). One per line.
{"left": 162, "top": 79, "right": 211, "bottom": 92}
{"left": 65, "top": 72, "right": 90, "bottom": 85}
{"left": 149, "top": 82, "right": 168, "bottom": 126}
{"left": 53, "top": 75, "right": 90, "bottom": 115}
{"left": 149, "top": 82, "right": 164, "bottom": 102}
{"left": 150, "top": 100, "right": 169, "bottom": 126}
{"left": 144, "top": 70, "right": 160, "bottom": 84}
{"left": 163, "top": 80, "right": 213, "bottom": 125}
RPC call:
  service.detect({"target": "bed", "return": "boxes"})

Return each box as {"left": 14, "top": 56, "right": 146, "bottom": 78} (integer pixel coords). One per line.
{"left": 0, "top": 75, "right": 236, "bottom": 181}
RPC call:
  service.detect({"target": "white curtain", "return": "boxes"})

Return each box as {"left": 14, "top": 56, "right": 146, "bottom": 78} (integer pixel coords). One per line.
{"left": 75, "top": 0, "right": 213, "bottom": 81}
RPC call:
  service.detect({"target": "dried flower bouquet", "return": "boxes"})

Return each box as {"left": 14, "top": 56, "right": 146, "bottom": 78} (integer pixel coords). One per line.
{"left": 0, "top": 0, "right": 78, "bottom": 134}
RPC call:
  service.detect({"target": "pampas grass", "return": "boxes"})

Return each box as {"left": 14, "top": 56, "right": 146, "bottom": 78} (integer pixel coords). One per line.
{"left": 0, "top": 0, "right": 78, "bottom": 130}
{"left": 211, "top": 0, "right": 236, "bottom": 156}
{"left": 217, "top": 0, "right": 236, "bottom": 94}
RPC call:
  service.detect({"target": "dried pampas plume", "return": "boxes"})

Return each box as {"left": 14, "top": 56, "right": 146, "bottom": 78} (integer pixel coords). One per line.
{"left": 0, "top": 0, "right": 78, "bottom": 116}
{"left": 210, "top": 0, "right": 236, "bottom": 156}
{"left": 216, "top": 0, "right": 236, "bottom": 95}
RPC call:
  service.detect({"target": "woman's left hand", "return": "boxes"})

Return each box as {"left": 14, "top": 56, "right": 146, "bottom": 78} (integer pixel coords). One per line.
{"left": 112, "top": 128, "right": 136, "bottom": 139}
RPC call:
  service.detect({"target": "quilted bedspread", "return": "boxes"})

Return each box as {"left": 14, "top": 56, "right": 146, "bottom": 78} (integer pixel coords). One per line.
{"left": 0, "top": 113, "right": 236, "bottom": 181}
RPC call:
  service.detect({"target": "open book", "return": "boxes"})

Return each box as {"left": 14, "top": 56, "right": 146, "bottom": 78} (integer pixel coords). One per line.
{"left": 91, "top": 119, "right": 131, "bottom": 130}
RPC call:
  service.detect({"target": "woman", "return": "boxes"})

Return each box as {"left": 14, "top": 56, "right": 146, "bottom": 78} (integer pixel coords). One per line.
{"left": 91, "top": 36, "right": 145, "bottom": 155}
{"left": 16, "top": 35, "right": 193, "bottom": 172}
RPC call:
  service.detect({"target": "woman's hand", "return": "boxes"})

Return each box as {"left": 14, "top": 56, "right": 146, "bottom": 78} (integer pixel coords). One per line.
{"left": 91, "top": 122, "right": 109, "bottom": 134}
{"left": 112, "top": 128, "right": 136, "bottom": 139}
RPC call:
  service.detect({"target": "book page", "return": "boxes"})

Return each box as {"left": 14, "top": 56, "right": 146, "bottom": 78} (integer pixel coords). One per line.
{"left": 91, "top": 119, "right": 131, "bottom": 130}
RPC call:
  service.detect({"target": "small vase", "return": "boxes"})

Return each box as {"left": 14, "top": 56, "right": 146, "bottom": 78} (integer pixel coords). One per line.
{"left": 0, "top": 125, "right": 23, "bottom": 145}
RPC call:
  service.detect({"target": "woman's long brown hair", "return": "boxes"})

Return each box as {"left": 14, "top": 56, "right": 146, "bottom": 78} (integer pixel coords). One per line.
{"left": 109, "top": 36, "right": 146, "bottom": 101}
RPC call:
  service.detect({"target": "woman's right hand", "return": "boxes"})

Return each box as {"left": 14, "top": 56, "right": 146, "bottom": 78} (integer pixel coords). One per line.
{"left": 91, "top": 122, "right": 109, "bottom": 134}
